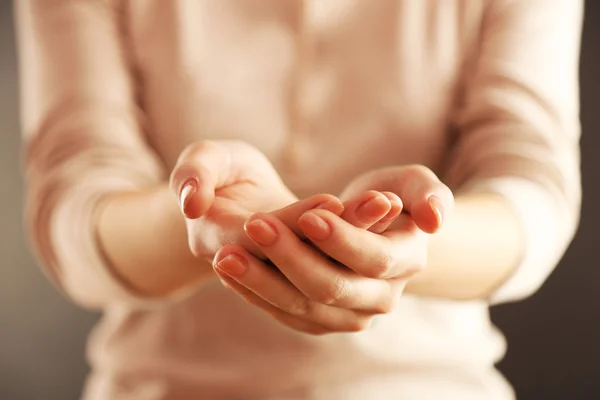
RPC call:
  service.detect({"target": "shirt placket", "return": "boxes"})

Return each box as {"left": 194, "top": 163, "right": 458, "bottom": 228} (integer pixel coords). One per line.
{"left": 283, "top": 0, "right": 314, "bottom": 176}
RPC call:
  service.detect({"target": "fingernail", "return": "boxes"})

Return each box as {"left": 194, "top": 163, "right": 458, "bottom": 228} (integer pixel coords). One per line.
{"left": 245, "top": 219, "right": 278, "bottom": 246}
{"left": 381, "top": 192, "right": 403, "bottom": 221}
{"left": 216, "top": 254, "right": 248, "bottom": 277}
{"left": 428, "top": 195, "right": 444, "bottom": 227}
{"left": 356, "top": 196, "right": 390, "bottom": 222}
{"left": 299, "top": 212, "right": 331, "bottom": 241}
{"left": 179, "top": 180, "right": 197, "bottom": 217}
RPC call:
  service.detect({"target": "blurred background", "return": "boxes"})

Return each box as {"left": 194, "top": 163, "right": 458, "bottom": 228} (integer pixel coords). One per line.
{"left": 1, "top": 2, "right": 599, "bottom": 399}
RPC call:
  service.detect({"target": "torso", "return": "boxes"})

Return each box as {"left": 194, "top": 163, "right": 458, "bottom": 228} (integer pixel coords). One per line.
{"left": 125, "top": 0, "right": 480, "bottom": 195}
{"left": 84, "top": 2, "right": 514, "bottom": 399}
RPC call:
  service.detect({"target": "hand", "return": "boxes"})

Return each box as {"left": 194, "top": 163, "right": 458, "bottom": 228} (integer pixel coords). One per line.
{"left": 211, "top": 165, "right": 453, "bottom": 335}
{"left": 169, "top": 140, "right": 398, "bottom": 261}
{"left": 170, "top": 140, "right": 330, "bottom": 260}
{"left": 339, "top": 165, "right": 454, "bottom": 234}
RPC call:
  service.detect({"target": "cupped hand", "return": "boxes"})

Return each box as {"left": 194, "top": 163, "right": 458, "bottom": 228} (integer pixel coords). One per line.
{"left": 170, "top": 140, "right": 328, "bottom": 259}
{"left": 340, "top": 165, "right": 454, "bottom": 234}
{"left": 169, "top": 140, "right": 400, "bottom": 262}
{"left": 212, "top": 165, "right": 453, "bottom": 335}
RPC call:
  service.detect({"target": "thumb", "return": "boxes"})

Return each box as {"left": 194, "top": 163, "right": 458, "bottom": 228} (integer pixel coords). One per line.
{"left": 169, "top": 141, "right": 238, "bottom": 219}
{"left": 340, "top": 166, "right": 454, "bottom": 234}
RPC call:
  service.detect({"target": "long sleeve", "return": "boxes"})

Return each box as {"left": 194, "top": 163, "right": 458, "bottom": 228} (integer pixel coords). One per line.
{"left": 445, "top": 0, "right": 583, "bottom": 304}
{"left": 16, "top": 0, "right": 167, "bottom": 309}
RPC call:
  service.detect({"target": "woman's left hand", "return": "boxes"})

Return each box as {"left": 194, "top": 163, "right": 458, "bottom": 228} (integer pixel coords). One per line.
{"left": 212, "top": 165, "right": 454, "bottom": 335}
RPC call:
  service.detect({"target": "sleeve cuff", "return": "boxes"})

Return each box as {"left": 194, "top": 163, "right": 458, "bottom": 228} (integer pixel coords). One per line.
{"left": 49, "top": 174, "right": 197, "bottom": 310}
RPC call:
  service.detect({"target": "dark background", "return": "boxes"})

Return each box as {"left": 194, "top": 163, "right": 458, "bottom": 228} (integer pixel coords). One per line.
{"left": 493, "top": 2, "right": 600, "bottom": 398}
{"left": 0, "top": 2, "right": 598, "bottom": 399}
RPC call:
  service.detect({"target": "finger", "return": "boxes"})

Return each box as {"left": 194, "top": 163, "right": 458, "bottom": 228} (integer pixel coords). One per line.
{"left": 214, "top": 245, "right": 313, "bottom": 316}
{"left": 270, "top": 194, "right": 344, "bottom": 239}
{"left": 243, "top": 214, "right": 394, "bottom": 312}
{"left": 299, "top": 209, "right": 425, "bottom": 280}
{"left": 215, "top": 272, "right": 331, "bottom": 335}
{"left": 214, "top": 245, "right": 376, "bottom": 331}
{"left": 340, "top": 191, "right": 391, "bottom": 229}
{"left": 202, "top": 194, "right": 343, "bottom": 262}
{"left": 169, "top": 140, "right": 277, "bottom": 219}
{"left": 368, "top": 191, "right": 403, "bottom": 234}
{"left": 340, "top": 166, "right": 454, "bottom": 233}
{"left": 169, "top": 141, "right": 234, "bottom": 219}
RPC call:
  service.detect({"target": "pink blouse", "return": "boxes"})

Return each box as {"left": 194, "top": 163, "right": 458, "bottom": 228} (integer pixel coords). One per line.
{"left": 17, "top": 1, "right": 582, "bottom": 399}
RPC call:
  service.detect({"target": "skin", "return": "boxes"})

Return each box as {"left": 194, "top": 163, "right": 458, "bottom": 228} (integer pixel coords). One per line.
{"left": 98, "top": 140, "right": 523, "bottom": 334}
{"left": 96, "top": 140, "right": 401, "bottom": 298}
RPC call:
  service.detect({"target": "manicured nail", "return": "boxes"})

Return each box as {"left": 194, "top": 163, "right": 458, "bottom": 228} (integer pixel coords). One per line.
{"left": 216, "top": 254, "right": 248, "bottom": 277}
{"left": 299, "top": 212, "right": 331, "bottom": 241}
{"left": 245, "top": 219, "right": 278, "bottom": 246}
{"left": 378, "top": 203, "right": 401, "bottom": 223}
{"left": 428, "top": 195, "right": 444, "bottom": 227}
{"left": 380, "top": 192, "right": 403, "bottom": 221}
{"left": 356, "top": 196, "right": 390, "bottom": 222}
{"left": 179, "top": 180, "right": 197, "bottom": 217}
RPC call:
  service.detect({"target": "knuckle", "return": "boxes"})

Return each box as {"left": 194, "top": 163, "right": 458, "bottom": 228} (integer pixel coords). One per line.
{"left": 177, "top": 141, "right": 221, "bottom": 169}
{"left": 172, "top": 141, "right": 221, "bottom": 185}
{"left": 366, "top": 254, "right": 395, "bottom": 279}
{"left": 314, "top": 276, "right": 349, "bottom": 305}
{"left": 287, "top": 297, "right": 313, "bottom": 316}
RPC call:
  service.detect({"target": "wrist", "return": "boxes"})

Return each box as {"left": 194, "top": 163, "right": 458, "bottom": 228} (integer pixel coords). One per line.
{"left": 146, "top": 185, "right": 218, "bottom": 293}
{"left": 403, "top": 192, "right": 523, "bottom": 300}
{"left": 95, "top": 184, "right": 215, "bottom": 299}
{"left": 152, "top": 185, "right": 202, "bottom": 268}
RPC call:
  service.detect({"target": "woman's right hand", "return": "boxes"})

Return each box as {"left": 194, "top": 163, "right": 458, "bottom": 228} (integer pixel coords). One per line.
{"left": 170, "top": 140, "right": 307, "bottom": 260}
{"left": 170, "top": 140, "right": 402, "bottom": 265}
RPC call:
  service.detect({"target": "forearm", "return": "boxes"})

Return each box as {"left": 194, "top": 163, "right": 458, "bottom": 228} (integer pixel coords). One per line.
{"left": 96, "top": 184, "right": 214, "bottom": 298}
{"left": 404, "top": 192, "right": 524, "bottom": 301}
